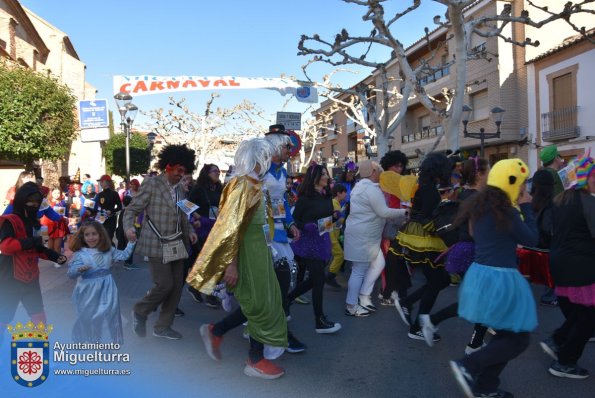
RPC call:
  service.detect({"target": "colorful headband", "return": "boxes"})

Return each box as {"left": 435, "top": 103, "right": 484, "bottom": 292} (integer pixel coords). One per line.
{"left": 574, "top": 155, "right": 594, "bottom": 190}
{"left": 345, "top": 161, "right": 357, "bottom": 171}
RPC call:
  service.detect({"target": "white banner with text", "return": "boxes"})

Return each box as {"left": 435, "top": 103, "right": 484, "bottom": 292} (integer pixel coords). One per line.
{"left": 112, "top": 75, "right": 318, "bottom": 103}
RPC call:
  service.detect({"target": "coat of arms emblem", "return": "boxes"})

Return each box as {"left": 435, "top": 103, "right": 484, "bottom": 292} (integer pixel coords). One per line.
{"left": 7, "top": 321, "right": 53, "bottom": 387}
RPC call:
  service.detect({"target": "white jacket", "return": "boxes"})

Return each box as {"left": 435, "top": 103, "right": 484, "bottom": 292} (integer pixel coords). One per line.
{"left": 344, "top": 178, "right": 407, "bottom": 262}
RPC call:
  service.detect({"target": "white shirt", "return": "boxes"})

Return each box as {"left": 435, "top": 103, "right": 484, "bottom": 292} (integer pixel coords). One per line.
{"left": 344, "top": 178, "right": 407, "bottom": 262}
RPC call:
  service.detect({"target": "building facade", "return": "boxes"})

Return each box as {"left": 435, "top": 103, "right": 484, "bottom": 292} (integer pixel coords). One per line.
{"left": 313, "top": 0, "right": 594, "bottom": 172}
{"left": 1, "top": 0, "right": 100, "bottom": 200}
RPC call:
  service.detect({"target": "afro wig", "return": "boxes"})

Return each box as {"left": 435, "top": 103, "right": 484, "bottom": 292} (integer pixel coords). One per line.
{"left": 156, "top": 144, "right": 196, "bottom": 173}
{"left": 380, "top": 150, "right": 409, "bottom": 172}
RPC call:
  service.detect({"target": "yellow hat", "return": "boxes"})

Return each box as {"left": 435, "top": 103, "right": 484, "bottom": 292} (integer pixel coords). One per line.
{"left": 487, "top": 159, "right": 530, "bottom": 203}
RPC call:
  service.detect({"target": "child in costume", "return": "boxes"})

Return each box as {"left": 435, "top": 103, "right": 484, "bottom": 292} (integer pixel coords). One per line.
{"left": 41, "top": 187, "right": 69, "bottom": 261}
{"left": 429, "top": 157, "right": 491, "bottom": 354}
{"left": 67, "top": 220, "right": 136, "bottom": 344}
{"left": 541, "top": 154, "right": 595, "bottom": 379}
{"left": 450, "top": 159, "right": 537, "bottom": 398}
{"left": 326, "top": 183, "right": 347, "bottom": 288}
{"left": 189, "top": 138, "right": 288, "bottom": 379}
{"left": 0, "top": 183, "right": 67, "bottom": 338}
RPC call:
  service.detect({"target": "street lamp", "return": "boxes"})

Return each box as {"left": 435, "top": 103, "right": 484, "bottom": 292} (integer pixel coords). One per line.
{"left": 333, "top": 150, "right": 341, "bottom": 167}
{"left": 114, "top": 92, "right": 138, "bottom": 183}
{"left": 462, "top": 105, "right": 505, "bottom": 157}
{"left": 387, "top": 134, "right": 395, "bottom": 151}
{"left": 363, "top": 135, "right": 372, "bottom": 159}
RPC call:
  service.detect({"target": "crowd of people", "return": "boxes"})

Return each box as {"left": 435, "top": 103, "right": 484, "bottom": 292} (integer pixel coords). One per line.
{"left": 1, "top": 126, "right": 593, "bottom": 394}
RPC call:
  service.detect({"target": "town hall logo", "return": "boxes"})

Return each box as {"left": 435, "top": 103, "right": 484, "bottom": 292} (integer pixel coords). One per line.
{"left": 7, "top": 321, "right": 53, "bottom": 387}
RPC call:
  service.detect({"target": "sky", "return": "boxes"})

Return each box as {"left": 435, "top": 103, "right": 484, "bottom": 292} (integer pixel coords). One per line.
{"left": 18, "top": 0, "right": 446, "bottom": 130}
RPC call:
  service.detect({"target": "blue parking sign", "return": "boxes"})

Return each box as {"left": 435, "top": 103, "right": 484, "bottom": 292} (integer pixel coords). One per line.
{"left": 79, "top": 99, "right": 109, "bottom": 128}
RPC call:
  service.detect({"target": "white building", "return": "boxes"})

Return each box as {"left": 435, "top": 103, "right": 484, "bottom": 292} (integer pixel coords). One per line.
{"left": 526, "top": 31, "right": 595, "bottom": 173}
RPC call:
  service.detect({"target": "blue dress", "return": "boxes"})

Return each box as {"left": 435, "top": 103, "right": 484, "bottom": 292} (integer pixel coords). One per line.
{"left": 67, "top": 243, "right": 135, "bottom": 344}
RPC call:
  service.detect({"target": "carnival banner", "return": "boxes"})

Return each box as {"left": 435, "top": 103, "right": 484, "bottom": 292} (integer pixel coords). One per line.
{"left": 112, "top": 75, "right": 318, "bottom": 103}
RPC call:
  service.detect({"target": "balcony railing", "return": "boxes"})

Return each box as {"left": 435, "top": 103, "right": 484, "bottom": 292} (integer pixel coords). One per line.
{"left": 418, "top": 64, "right": 450, "bottom": 87}
{"left": 541, "top": 106, "right": 580, "bottom": 142}
{"left": 402, "top": 126, "right": 443, "bottom": 143}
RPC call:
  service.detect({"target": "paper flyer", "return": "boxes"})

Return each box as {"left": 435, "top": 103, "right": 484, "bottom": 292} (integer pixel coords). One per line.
{"left": 558, "top": 161, "right": 577, "bottom": 190}
{"left": 317, "top": 216, "right": 334, "bottom": 235}
{"left": 176, "top": 199, "right": 199, "bottom": 215}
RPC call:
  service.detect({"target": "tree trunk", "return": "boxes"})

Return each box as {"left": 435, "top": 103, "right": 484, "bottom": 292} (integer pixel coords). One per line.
{"left": 446, "top": 4, "right": 468, "bottom": 151}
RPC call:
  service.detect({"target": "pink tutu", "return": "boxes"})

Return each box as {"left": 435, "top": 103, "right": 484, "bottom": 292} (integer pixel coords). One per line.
{"left": 555, "top": 283, "right": 595, "bottom": 307}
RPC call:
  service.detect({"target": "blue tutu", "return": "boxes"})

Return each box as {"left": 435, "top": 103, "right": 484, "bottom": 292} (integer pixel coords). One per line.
{"left": 458, "top": 262, "right": 537, "bottom": 332}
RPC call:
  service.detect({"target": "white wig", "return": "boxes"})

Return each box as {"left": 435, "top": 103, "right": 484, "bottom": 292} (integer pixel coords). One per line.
{"left": 264, "top": 133, "right": 292, "bottom": 157}
{"left": 233, "top": 138, "right": 275, "bottom": 179}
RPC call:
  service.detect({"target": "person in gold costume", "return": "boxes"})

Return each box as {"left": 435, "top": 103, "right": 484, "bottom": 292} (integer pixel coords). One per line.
{"left": 188, "top": 137, "right": 288, "bottom": 379}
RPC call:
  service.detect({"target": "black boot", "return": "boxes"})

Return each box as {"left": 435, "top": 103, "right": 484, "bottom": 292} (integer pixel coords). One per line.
{"left": 315, "top": 315, "right": 341, "bottom": 334}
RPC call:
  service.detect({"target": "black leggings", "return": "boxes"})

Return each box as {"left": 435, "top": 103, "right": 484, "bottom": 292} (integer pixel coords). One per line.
{"left": 400, "top": 263, "right": 450, "bottom": 322}
{"left": 288, "top": 258, "right": 326, "bottom": 318}
{"left": 211, "top": 305, "right": 265, "bottom": 362}
{"left": 430, "top": 302, "right": 488, "bottom": 347}
{"left": 553, "top": 296, "right": 595, "bottom": 365}
{"left": 461, "top": 330, "right": 530, "bottom": 393}
{"left": 383, "top": 248, "right": 411, "bottom": 299}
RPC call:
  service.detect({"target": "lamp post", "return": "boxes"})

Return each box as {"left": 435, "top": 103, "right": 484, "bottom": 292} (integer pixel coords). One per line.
{"left": 363, "top": 135, "right": 372, "bottom": 159}
{"left": 462, "top": 106, "right": 505, "bottom": 158}
{"left": 333, "top": 150, "right": 341, "bottom": 167}
{"left": 387, "top": 134, "right": 395, "bottom": 151}
{"left": 114, "top": 92, "right": 138, "bottom": 183}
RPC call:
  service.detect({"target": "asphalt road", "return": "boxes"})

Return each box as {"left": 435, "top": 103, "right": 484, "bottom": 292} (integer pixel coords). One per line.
{"left": 2, "top": 257, "right": 593, "bottom": 398}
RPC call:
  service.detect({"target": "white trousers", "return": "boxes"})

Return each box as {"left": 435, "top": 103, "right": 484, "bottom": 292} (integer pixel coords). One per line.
{"left": 345, "top": 249, "right": 385, "bottom": 305}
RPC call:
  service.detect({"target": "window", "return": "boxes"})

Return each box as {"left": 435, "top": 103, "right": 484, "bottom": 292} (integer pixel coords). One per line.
{"left": 543, "top": 64, "right": 579, "bottom": 140}
{"left": 417, "top": 114, "right": 431, "bottom": 132}
{"left": 331, "top": 144, "right": 337, "bottom": 155}
{"left": 348, "top": 135, "right": 358, "bottom": 152}
{"left": 471, "top": 90, "right": 489, "bottom": 121}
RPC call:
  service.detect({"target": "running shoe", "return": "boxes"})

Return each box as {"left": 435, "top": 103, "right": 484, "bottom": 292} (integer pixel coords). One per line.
{"left": 243, "top": 359, "right": 284, "bottom": 379}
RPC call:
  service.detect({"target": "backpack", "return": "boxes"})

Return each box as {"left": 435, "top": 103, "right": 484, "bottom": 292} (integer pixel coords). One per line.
{"left": 431, "top": 200, "right": 460, "bottom": 247}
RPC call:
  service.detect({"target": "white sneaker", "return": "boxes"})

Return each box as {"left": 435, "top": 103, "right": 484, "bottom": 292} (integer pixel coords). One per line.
{"left": 419, "top": 314, "right": 438, "bottom": 347}
{"left": 143, "top": 256, "right": 149, "bottom": 262}
{"left": 358, "top": 294, "right": 377, "bottom": 312}
{"left": 464, "top": 343, "right": 487, "bottom": 355}
{"left": 344, "top": 305, "right": 371, "bottom": 317}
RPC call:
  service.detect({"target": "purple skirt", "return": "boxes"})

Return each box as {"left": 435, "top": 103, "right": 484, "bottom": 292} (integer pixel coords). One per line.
{"left": 290, "top": 223, "right": 331, "bottom": 262}
{"left": 445, "top": 241, "right": 475, "bottom": 274}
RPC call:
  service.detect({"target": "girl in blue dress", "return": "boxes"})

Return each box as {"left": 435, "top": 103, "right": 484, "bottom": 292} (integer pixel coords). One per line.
{"left": 68, "top": 220, "right": 136, "bottom": 344}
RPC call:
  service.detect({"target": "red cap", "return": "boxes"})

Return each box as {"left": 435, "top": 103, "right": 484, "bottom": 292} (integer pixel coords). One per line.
{"left": 130, "top": 178, "right": 140, "bottom": 186}
{"left": 98, "top": 175, "right": 112, "bottom": 183}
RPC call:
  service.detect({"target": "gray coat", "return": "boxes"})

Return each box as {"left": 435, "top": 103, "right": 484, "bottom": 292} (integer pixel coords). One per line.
{"left": 123, "top": 173, "right": 192, "bottom": 258}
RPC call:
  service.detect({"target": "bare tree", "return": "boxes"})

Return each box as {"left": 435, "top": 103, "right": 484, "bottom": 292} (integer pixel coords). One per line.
{"left": 143, "top": 93, "right": 268, "bottom": 168}
{"left": 298, "top": 0, "right": 595, "bottom": 156}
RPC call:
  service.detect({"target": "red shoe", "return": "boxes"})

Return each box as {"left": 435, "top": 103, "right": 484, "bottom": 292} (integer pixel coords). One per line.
{"left": 200, "top": 323, "right": 222, "bottom": 361}
{"left": 243, "top": 358, "right": 285, "bottom": 379}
